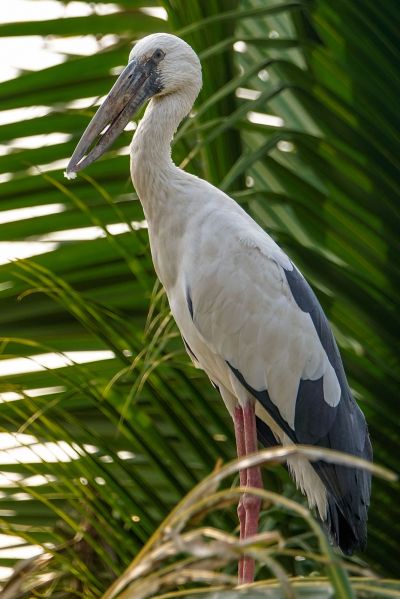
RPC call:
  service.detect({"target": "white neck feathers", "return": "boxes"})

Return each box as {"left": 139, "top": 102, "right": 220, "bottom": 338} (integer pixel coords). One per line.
{"left": 130, "top": 89, "right": 195, "bottom": 213}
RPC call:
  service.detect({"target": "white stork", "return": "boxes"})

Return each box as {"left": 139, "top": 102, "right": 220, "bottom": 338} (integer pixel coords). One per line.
{"left": 66, "top": 33, "right": 372, "bottom": 584}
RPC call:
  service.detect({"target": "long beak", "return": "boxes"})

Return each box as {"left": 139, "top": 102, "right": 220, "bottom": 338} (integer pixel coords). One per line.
{"left": 65, "top": 58, "right": 161, "bottom": 177}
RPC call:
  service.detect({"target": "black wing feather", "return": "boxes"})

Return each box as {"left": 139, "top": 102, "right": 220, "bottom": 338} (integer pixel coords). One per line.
{"left": 228, "top": 263, "right": 372, "bottom": 555}
{"left": 284, "top": 264, "right": 372, "bottom": 553}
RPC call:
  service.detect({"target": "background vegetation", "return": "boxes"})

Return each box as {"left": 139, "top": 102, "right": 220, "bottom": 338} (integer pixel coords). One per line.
{"left": 0, "top": 0, "right": 398, "bottom": 597}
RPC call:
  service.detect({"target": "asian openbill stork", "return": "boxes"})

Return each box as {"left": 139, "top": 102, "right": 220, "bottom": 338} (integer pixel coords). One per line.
{"left": 66, "top": 33, "right": 372, "bottom": 584}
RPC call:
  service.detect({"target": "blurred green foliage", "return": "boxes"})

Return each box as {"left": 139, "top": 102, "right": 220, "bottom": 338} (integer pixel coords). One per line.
{"left": 0, "top": 0, "right": 398, "bottom": 596}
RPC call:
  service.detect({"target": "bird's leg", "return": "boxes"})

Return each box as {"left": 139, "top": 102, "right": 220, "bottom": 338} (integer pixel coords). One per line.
{"left": 233, "top": 405, "right": 247, "bottom": 582}
{"left": 233, "top": 402, "right": 262, "bottom": 584}
{"left": 241, "top": 401, "right": 263, "bottom": 583}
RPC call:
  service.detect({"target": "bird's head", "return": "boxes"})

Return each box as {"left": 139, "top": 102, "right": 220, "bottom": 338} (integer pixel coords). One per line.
{"left": 130, "top": 33, "right": 202, "bottom": 98}
{"left": 65, "top": 33, "right": 202, "bottom": 178}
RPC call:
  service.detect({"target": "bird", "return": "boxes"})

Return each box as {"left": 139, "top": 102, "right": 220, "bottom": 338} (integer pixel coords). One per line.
{"left": 65, "top": 33, "right": 372, "bottom": 584}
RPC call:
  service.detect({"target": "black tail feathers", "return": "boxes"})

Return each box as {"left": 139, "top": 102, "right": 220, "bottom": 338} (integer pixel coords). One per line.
{"left": 325, "top": 493, "right": 368, "bottom": 555}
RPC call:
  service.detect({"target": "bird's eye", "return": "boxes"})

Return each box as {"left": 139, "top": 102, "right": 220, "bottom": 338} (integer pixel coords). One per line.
{"left": 153, "top": 49, "right": 165, "bottom": 62}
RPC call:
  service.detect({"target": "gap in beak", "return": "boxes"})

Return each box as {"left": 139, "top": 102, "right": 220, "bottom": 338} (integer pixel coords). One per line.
{"left": 82, "top": 103, "right": 129, "bottom": 163}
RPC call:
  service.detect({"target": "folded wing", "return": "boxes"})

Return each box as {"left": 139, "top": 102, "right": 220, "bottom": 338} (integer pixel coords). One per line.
{"left": 186, "top": 216, "right": 371, "bottom": 553}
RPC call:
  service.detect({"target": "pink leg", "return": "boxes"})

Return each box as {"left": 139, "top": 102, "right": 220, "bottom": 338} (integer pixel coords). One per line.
{"left": 241, "top": 402, "right": 263, "bottom": 583}
{"left": 233, "top": 402, "right": 263, "bottom": 584}
{"left": 233, "top": 406, "right": 246, "bottom": 581}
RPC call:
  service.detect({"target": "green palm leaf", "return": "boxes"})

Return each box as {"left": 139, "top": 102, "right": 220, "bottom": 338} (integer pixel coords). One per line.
{"left": 0, "top": 0, "right": 398, "bottom": 596}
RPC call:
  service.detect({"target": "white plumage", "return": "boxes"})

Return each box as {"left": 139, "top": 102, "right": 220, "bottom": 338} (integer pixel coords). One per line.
{"left": 66, "top": 33, "right": 372, "bottom": 583}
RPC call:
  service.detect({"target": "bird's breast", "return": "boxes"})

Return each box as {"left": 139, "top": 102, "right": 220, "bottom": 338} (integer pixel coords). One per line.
{"left": 146, "top": 214, "right": 189, "bottom": 291}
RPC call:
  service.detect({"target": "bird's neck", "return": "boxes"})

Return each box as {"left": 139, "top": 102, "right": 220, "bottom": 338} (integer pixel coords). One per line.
{"left": 130, "top": 90, "right": 194, "bottom": 220}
